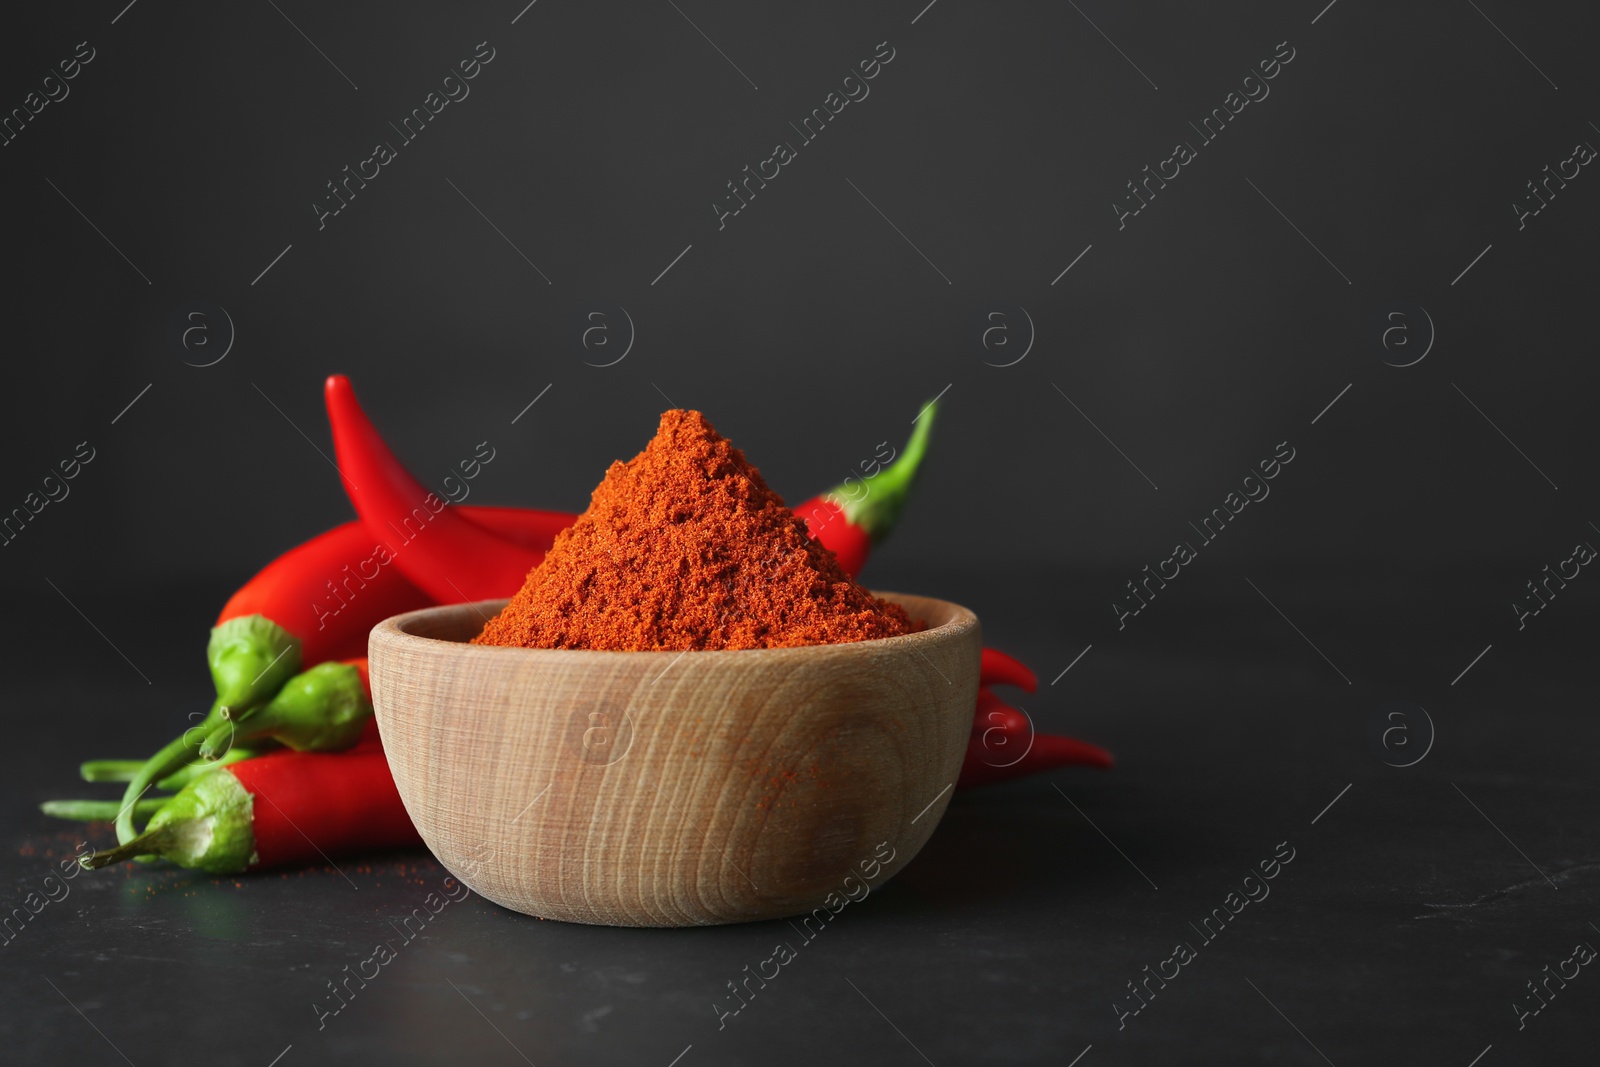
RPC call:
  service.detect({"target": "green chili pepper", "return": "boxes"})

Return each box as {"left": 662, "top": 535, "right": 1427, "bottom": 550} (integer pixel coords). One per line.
{"left": 196, "top": 661, "right": 370, "bottom": 760}
{"left": 206, "top": 614, "right": 304, "bottom": 709}
{"left": 113, "top": 615, "right": 300, "bottom": 847}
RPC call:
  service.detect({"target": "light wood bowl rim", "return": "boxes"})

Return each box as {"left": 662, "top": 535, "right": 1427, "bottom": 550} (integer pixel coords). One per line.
{"left": 370, "top": 590, "right": 978, "bottom": 658}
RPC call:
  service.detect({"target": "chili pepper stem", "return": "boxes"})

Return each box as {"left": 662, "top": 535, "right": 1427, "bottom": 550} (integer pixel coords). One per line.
{"left": 197, "top": 710, "right": 251, "bottom": 762}
{"left": 80, "top": 760, "right": 142, "bottom": 783}
{"left": 42, "top": 798, "right": 167, "bottom": 822}
{"left": 81, "top": 824, "right": 187, "bottom": 869}
{"left": 81, "top": 747, "right": 256, "bottom": 786}
{"left": 115, "top": 731, "right": 200, "bottom": 845}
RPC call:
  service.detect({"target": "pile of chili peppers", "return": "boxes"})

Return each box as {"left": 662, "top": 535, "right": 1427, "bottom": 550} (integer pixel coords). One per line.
{"left": 52, "top": 376, "right": 1111, "bottom": 876}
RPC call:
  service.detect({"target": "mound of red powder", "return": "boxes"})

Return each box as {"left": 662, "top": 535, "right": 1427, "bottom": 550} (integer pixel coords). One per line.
{"left": 472, "top": 410, "right": 913, "bottom": 651}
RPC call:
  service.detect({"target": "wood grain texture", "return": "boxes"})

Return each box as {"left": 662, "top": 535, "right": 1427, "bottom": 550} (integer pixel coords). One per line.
{"left": 368, "top": 592, "right": 981, "bottom": 927}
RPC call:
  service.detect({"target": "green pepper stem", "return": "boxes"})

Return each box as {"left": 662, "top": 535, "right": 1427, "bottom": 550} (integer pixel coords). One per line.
{"left": 81, "top": 747, "right": 257, "bottom": 786}
{"left": 113, "top": 706, "right": 230, "bottom": 846}
{"left": 80, "top": 760, "right": 141, "bottom": 782}
{"left": 41, "top": 798, "right": 167, "bottom": 822}
{"left": 198, "top": 719, "right": 238, "bottom": 762}
{"left": 80, "top": 824, "right": 186, "bottom": 869}
{"left": 822, "top": 399, "right": 937, "bottom": 544}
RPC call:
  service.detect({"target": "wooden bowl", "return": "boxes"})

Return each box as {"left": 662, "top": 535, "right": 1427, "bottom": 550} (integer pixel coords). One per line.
{"left": 368, "top": 593, "right": 981, "bottom": 927}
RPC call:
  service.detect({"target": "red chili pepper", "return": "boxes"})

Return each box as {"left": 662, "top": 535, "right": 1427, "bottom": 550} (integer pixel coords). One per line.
{"left": 958, "top": 732, "right": 1115, "bottom": 789}
{"left": 792, "top": 498, "right": 871, "bottom": 577}
{"left": 216, "top": 506, "right": 577, "bottom": 667}
{"left": 971, "top": 686, "right": 1030, "bottom": 739}
{"left": 980, "top": 647, "right": 1037, "bottom": 692}
{"left": 236, "top": 743, "right": 418, "bottom": 870}
{"left": 325, "top": 375, "right": 550, "bottom": 603}
{"left": 793, "top": 399, "right": 937, "bottom": 578}
{"left": 957, "top": 652, "right": 1114, "bottom": 789}
{"left": 216, "top": 521, "right": 430, "bottom": 667}
{"left": 82, "top": 742, "right": 420, "bottom": 875}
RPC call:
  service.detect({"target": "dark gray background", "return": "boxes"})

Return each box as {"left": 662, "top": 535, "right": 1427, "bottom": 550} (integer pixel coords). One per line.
{"left": 4, "top": 1, "right": 1598, "bottom": 1064}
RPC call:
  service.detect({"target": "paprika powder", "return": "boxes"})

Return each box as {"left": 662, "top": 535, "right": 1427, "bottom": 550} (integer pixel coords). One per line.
{"left": 473, "top": 410, "right": 913, "bottom": 651}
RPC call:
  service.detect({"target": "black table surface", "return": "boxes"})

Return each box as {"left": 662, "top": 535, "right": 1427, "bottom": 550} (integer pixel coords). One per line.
{"left": 4, "top": 563, "right": 1596, "bottom": 1066}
